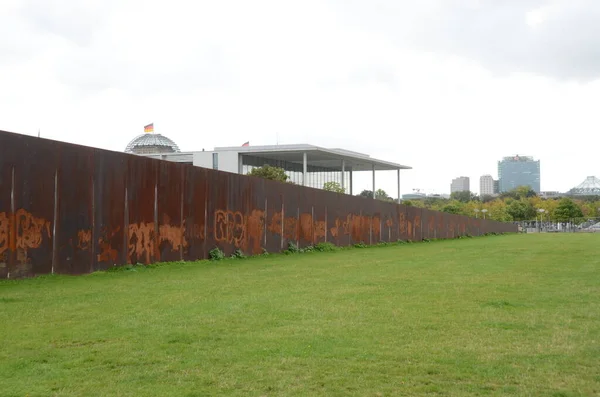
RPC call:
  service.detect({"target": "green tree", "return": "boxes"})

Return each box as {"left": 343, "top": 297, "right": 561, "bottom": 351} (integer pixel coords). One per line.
{"left": 554, "top": 198, "right": 584, "bottom": 222}
{"left": 323, "top": 181, "right": 345, "bottom": 193}
{"left": 506, "top": 200, "right": 536, "bottom": 221}
{"left": 375, "top": 189, "right": 395, "bottom": 202}
{"left": 501, "top": 186, "right": 537, "bottom": 200}
{"left": 480, "top": 194, "right": 495, "bottom": 203}
{"left": 450, "top": 191, "right": 477, "bottom": 203}
{"left": 442, "top": 203, "right": 462, "bottom": 214}
{"left": 358, "top": 190, "right": 373, "bottom": 199}
{"left": 247, "top": 164, "right": 289, "bottom": 182}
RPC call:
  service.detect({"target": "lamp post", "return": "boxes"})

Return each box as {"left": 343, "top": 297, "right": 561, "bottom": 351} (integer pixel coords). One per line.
{"left": 474, "top": 209, "right": 480, "bottom": 219}
{"left": 481, "top": 209, "right": 488, "bottom": 220}
{"left": 537, "top": 208, "right": 546, "bottom": 231}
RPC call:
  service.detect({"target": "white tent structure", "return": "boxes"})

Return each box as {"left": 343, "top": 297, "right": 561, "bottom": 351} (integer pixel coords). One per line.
{"left": 569, "top": 176, "right": 600, "bottom": 196}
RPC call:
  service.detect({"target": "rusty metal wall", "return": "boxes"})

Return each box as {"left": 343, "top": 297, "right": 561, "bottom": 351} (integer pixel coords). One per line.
{"left": 0, "top": 130, "right": 518, "bottom": 279}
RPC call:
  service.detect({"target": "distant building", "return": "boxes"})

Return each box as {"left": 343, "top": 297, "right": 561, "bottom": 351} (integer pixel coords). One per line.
{"left": 498, "top": 155, "right": 540, "bottom": 193}
{"left": 479, "top": 175, "right": 495, "bottom": 196}
{"left": 493, "top": 180, "right": 500, "bottom": 194}
{"left": 139, "top": 142, "right": 411, "bottom": 198}
{"left": 451, "top": 176, "right": 470, "bottom": 193}
{"left": 568, "top": 176, "right": 600, "bottom": 196}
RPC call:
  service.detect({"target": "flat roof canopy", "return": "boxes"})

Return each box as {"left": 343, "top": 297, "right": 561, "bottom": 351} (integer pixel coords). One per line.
{"left": 216, "top": 144, "right": 411, "bottom": 172}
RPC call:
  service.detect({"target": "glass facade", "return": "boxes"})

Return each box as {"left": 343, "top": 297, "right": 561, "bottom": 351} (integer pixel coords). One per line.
{"left": 241, "top": 154, "right": 351, "bottom": 192}
{"left": 498, "top": 156, "right": 540, "bottom": 193}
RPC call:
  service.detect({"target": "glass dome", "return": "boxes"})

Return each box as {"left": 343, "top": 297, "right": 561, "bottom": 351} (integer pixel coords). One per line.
{"left": 125, "top": 133, "right": 181, "bottom": 154}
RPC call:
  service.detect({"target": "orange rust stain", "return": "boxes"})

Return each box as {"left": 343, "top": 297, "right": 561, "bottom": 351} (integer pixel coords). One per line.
{"left": 299, "top": 213, "right": 313, "bottom": 242}
{"left": 313, "top": 220, "right": 326, "bottom": 242}
{"left": 283, "top": 217, "right": 297, "bottom": 241}
{"left": 399, "top": 212, "right": 407, "bottom": 236}
{"left": 268, "top": 211, "right": 282, "bottom": 235}
{"left": 159, "top": 223, "right": 187, "bottom": 251}
{"left": 214, "top": 210, "right": 246, "bottom": 248}
{"left": 351, "top": 215, "right": 363, "bottom": 242}
{"left": 97, "top": 226, "right": 120, "bottom": 263}
{"left": 247, "top": 209, "right": 265, "bottom": 254}
{"left": 0, "top": 212, "right": 8, "bottom": 258}
{"left": 128, "top": 222, "right": 156, "bottom": 264}
{"left": 15, "top": 209, "right": 51, "bottom": 252}
{"left": 77, "top": 229, "right": 92, "bottom": 251}
{"left": 330, "top": 214, "right": 352, "bottom": 239}
{"left": 372, "top": 216, "right": 381, "bottom": 241}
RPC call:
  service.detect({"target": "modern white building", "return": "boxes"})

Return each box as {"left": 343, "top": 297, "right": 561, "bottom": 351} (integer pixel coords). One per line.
{"left": 137, "top": 141, "right": 411, "bottom": 201}
{"left": 479, "top": 175, "right": 495, "bottom": 196}
{"left": 450, "top": 176, "right": 470, "bottom": 193}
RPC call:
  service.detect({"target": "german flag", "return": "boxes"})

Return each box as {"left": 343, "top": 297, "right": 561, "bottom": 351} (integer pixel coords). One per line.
{"left": 144, "top": 123, "right": 154, "bottom": 133}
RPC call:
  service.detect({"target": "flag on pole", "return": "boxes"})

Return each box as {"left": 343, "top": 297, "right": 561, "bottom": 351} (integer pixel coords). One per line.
{"left": 241, "top": 141, "right": 249, "bottom": 147}
{"left": 144, "top": 123, "right": 154, "bottom": 133}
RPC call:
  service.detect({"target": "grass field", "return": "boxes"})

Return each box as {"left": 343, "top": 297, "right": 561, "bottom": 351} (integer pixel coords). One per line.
{"left": 1, "top": 234, "right": 600, "bottom": 396}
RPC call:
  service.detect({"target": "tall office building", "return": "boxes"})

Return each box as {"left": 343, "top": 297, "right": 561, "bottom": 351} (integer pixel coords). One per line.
{"left": 450, "top": 176, "right": 470, "bottom": 193}
{"left": 479, "top": 175, "right": 495, "bottom": 196}
{"left": 498, "top": 155, "right": 540, "bottom": 193}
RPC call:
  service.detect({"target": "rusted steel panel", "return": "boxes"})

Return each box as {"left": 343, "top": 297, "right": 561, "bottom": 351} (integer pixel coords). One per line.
{"left": 421, "top": 208, "right": 434, "bottom": 240}
{"left": 297, "top": 187, "right": 315, "bottom": 248}
{"left": 0, "top": 131, "right": 15, "bottom": 278}
{"left": 281, "top": 183, "right": 300, "bottom": 249}
{"left": 369, "top": 201, "right": 383, "bottom": 244}
{"left": 157, "top": 161, "right": 185, "bottom": 262}
{"left": 405, "top": 206, "right": 422, "bottom": 241}
{"left": 206, "top": 170, "right": 234, "bottom": 256}
{"left": 342, "top": 197, "right": 363, "bottom": 245}
{"left": 433, "top": 211, "right": 443, "bottom": 239}
{"left": 93, "top": 149, "right": 126, "bottom": 271}
{"left": 311, "top": 189, "right": 327, "bottom": 246}
{"left": 263, "top": 178, "right": 283, "bottom": 254}
{"left": 446, "top": 214, "right": 458, "bottom": 239}
{"left": 182, "top": 166, "right": 208, "bottom": 262}
{"left": 326, "top": 193, "right": 347, "bottom": 247}
{"left": 55, "top": 145, "right": 94, "bottom": 275}
{"left": 379, "top": 203, "right": 398, "bottom": 243}
{"left": 126, "top": 156, "right": 158, "bottom": 265}
{"left": 10, "top": 135, "right": 57, "bottom": 277}
{"left": 457, "top": 216, "right": 466, "bottom": 237}
{"left": 397, "top": 204, "right": 408, "bottom": 241}
{"left": 236, "top": 174, "right": 265, "bottom": 256}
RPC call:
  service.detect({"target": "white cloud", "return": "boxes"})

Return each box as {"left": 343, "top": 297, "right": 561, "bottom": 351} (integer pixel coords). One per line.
{"left": 1, "top": 0, "right": 599, "bottom": 197}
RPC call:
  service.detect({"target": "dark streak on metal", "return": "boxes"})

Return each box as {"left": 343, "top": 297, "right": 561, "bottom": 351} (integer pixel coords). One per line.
{"left": 52, "top": 169, "right": 58, "bottom": 274}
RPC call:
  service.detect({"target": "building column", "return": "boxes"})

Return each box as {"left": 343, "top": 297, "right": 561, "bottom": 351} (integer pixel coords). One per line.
{"left": 350, "top": 169, "right": 353, "bottom": 195}
{"left": 238, "top": 154, "right": 243, "bottom": 174}
{"left": 341, "top": 160, "right": 346, "bottom": 193}
{"left": 303, "top": 152, "right": 307, "bottom": 186}
{"left": 372, "top": 164, "right": 376, "bottom": 199}
{"left": 397, "top": 169, "right": 401, "bottom": 203}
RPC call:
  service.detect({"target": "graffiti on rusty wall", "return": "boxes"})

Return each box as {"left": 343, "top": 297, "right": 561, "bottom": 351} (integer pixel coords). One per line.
{"left": 0, "top": 129, "right": 517, "bottom": 279}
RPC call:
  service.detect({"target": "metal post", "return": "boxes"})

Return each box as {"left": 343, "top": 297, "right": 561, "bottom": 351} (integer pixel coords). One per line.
{"left": 350, "top": 170, "right": 353, "bottom": 195}
{"left": 372, "top": 164, "right": 376, "bottom": 199}
{"left": 397, "top": 169, "right": 401, "bottom": 203}
{"left": 341, "top": 160, "right": 346, "bottom": 193}
{"left": 302, "top": 152, "right": 307, "bottom": 186}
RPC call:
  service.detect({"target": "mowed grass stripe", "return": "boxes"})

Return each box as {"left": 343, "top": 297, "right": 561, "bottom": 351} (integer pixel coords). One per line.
{"left": 1, "top": 234, "right": 599, "bottom": 396}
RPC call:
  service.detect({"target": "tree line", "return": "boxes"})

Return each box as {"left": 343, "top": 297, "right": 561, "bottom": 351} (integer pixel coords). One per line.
{"left": 247, "top": 165, "right": 597, "bottom": 222}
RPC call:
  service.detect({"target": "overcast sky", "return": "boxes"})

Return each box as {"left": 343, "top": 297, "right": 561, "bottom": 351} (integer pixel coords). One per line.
{"left": 2, "top": 0, "right": 599, "bottom": 196}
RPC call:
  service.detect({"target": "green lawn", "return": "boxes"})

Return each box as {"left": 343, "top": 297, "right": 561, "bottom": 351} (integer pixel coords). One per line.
{"left": 1, "top": 234, "right": 600, "bottom": 396}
